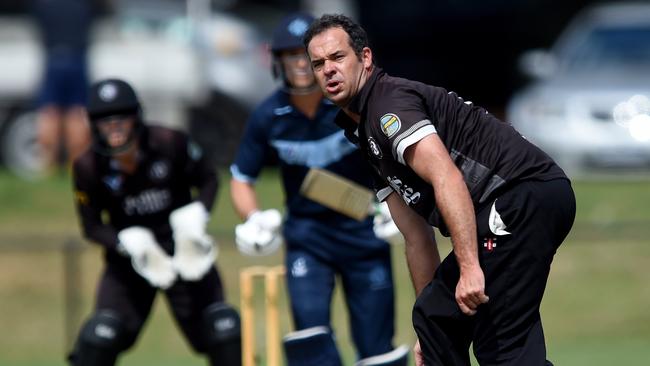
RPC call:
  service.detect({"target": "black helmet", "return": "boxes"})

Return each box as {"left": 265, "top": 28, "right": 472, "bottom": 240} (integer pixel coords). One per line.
{"left": 270, "top": 12, "right": 318, "bottom": 94}
{"left": 270, "top": 12, "right": 315, "bottom": 53}
{"left": 87, "top": 78, "right": 141, "bottom": 120}
{"left": 87, "top": 79, "right": 144, "bottom": 155}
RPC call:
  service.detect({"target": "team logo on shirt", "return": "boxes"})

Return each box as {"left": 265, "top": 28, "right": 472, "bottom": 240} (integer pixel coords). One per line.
{"left": 188, "top": 141, "right": 203, "bottom": 161}
{"left": 103, "top": 174, "right": 123, "bottom": 193}
{"left": 380, "top": 113, "right": 401, "bottom": 137}
{"left": 367, "top": 137, "right": 383, "bottom": 159}
{"left": 149, "top": 160, "right": 169, "bottom": 181}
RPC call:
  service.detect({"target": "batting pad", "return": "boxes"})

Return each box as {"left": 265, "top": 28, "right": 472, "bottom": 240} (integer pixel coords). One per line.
{"left": 300, "top": 168, "right": 374, "bottom": 221}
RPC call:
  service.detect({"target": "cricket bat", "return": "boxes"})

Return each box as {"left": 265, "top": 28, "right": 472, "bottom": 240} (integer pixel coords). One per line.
{"left": 300, "top": 168, "right": 374, "bottom": 221}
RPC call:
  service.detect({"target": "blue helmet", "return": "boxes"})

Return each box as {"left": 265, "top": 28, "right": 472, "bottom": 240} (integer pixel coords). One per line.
{"left": 270, "top": 12, "right": 315, "bottom": 53}
{"left": 270, "top": 12, "right": 317, "bottom": 94}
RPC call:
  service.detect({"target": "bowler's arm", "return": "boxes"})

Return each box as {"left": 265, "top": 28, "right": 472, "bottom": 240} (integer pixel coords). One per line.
{"left": 404, "top": 133, "right": 488, "bottom": 315}
{"left": 385, "top": 192, "right": 440, "bottom": 295}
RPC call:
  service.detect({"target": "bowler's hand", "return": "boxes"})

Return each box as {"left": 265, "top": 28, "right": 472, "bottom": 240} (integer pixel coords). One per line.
{"left": 456, "top": 265, "right": 489, "bottom": 315}
{"left": 414, "top": 339, "right": 425, "bottom": 366}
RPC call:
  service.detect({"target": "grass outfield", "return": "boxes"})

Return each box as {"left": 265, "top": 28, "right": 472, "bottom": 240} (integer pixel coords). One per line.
{"left": 0, "top": 169, "right": 649, "bottom": 365}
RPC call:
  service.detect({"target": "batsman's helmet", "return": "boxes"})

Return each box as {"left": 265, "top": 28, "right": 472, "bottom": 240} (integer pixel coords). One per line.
{"left": 270, "top": 12, "right": 316, "bottom": 93}
{"left": 271, "top": 12, "right": 315, "bottom": 54}
{"left": 87, "top": 79, "right": 144, "bottom": 155}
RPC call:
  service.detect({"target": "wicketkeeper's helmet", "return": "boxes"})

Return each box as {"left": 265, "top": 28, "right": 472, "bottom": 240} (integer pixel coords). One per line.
{"left": 87, "top": 78, "right": 144, "bottom": 155}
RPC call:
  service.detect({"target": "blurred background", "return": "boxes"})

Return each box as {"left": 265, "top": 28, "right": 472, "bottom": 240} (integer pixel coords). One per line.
{"left": 0, "top": 0, "right": 649, "bottom": 365}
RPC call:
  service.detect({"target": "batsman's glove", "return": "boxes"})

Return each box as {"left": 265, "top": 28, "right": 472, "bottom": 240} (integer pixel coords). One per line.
{"left": 169, "top": 201, "right": 217, "bottom": 281}
{"left": 373, "top": 202, "right": 401, "bottom": 242}
{"left": 235, "top": 209, "right": 283, "bottom": 256}
{"left": 117, "top": 226, "right": 177, "bottom": 289}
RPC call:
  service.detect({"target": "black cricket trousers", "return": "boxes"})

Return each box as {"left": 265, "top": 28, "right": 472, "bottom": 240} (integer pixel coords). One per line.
{"left": 94, "top": 256, "right": 225, "bottom": 353}
{"left": 413, "top": 179, "right": 575, "bottom": 366}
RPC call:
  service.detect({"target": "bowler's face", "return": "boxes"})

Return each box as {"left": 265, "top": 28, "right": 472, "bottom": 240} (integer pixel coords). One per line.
{"left": 307, "top": 27, "right": 371, "bottom": 107}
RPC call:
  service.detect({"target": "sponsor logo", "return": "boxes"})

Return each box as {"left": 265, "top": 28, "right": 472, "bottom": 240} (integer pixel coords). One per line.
{"left": 483, "top": 237, "right": 497, "bottom": 252}
{"left": 367, "top": 137, "right": 383, "bottom": 159}
{"left": 270, "top": 131, "right": 356, "bottom": 167}
{"left": 94, "top": 324, "right": 116, "bottom": 339}
{"left": 214, "top": 317, "right": 236, "bottom": 332}
{"left": 380, "top": 113, "right": 401, "bottom": 137}
{"left": 123, "top": 188, "right": 171, "bottom": 215}
{"left": 387, "top": 176, "right": 421, "bottom": 205}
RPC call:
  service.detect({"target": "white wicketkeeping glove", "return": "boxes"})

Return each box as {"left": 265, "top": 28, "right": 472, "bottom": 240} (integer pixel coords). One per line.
{"left": 117, "top": 226, "right": 177, "bottom": 289}
{"left": 169, "top": 202, "right": 217, "bottom": 281}
{"left": 235, "top": 209, "right": 283, "bottom": 256}
{"left": 373, "top": 202, "right": 402, "bottom": 242}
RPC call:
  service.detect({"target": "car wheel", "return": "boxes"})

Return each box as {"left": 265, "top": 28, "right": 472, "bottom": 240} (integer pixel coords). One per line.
{"left": 0, "top": 110, "right": 48, "bottom": 180}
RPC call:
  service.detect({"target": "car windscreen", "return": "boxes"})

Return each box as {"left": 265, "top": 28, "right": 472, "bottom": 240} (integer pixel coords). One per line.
{"left": 563, "top": 27, "right": 650, "bottom": 71}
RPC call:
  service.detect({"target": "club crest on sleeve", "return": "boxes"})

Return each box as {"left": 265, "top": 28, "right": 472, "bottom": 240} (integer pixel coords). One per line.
{"left": 367, "top": 137, "right": 383, "bottom": 159}
{"left": 380, "top": 113, "right": 401, "bottom": 137}
{"left": 74, "top": 190, "right": 89, "bottom": 205}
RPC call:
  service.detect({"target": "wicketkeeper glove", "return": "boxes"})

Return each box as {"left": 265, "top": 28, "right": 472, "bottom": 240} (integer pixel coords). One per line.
{"left": 169, "top": 201, "right": 217, "bottom": 281}
{"left": 373, "top": 202, "right": 401, "bottom": 242}
{"left": 235, "top": 209, "right": 283, "bottom": 256}
{"left": 117, "top": 226, "right": 177, "bottom": 289}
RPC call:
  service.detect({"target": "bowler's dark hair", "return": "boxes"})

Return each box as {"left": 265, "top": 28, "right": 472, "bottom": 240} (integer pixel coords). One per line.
{"left": 303, "top": 14, "right": 370, "bottom": 60}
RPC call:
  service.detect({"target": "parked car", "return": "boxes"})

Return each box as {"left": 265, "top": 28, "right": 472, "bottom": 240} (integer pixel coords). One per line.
{"left": 506, "top": 2, "right": 650, "bottom": 175}
{"left": 0, "top": 0, "right": 275, "bottom": 178}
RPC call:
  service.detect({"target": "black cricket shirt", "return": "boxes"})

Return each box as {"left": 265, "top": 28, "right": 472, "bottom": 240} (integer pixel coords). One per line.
{"left": 72, "top": 126, "right": 218, "bottom": 252}
{"left": 335, "top": 67, "right": 566, "bottom": 233}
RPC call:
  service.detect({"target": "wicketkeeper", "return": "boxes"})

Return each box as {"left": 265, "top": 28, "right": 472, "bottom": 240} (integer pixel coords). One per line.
{"left": 69, "top": 78, "right": 241, "bottom": 366}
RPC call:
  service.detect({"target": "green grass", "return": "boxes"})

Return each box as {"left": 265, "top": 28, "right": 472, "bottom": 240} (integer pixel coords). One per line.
{"left": 0, "top": 168, "right": 649, "bottom": 365}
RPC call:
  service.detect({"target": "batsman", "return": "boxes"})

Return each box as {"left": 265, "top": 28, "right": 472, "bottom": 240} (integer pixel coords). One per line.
{"left": 69, "top": 79, "right": 241, "bottom": 366}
